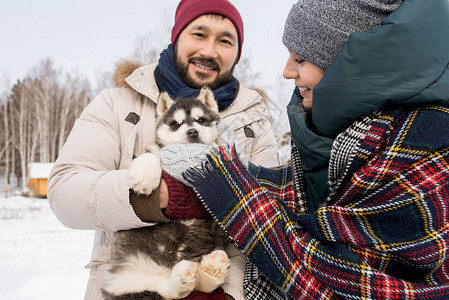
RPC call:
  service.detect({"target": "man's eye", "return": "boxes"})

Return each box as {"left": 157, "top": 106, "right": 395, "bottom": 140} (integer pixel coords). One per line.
{"left": 295, "top": 59, "right": 304, "bottom": 64}
{"left": 193, "top": 32, "right": 205, "bottom": 38}
{"left": 221, "top": 39, "right": 232, "bottom": 46}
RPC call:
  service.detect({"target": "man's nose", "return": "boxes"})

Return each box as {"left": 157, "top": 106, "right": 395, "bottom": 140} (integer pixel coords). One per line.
{"left": 199, "top": 40, "right": 218, "bottom": 59}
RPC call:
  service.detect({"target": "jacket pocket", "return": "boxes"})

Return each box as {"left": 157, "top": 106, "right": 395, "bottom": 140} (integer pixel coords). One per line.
{"left": 234, "top": 124, "right": 257, "bottom": 157}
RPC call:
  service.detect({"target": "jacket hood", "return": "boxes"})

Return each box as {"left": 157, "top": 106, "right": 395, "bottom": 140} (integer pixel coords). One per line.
{"left": 116, "top": 62, "right": 160, "bottom": 103}
{"left": 112, "top": 60, "right": 144, "bottom": 89}
{"left": 312, "top": 0, "right": 449, "bottom": 138}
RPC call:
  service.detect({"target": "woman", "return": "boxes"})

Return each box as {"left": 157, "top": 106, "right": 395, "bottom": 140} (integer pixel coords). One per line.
{"left": 161, "top": 0, "right": 449, "bottom": 298}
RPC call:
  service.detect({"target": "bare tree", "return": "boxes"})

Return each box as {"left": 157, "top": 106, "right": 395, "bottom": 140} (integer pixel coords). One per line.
{"left": 29, "top": 59, "right": 60, "bottom": 163}
{"left": 266, "top": 77, "right": 294, "bottom": 164}
{"left": 56, "top": 73, "right": 91, "bottom": 155}
{"left": 9, "top": 88, "right": 17, "bottom": 184}
{"left": 17, "top": 81, "right": 29, "bottom": 188}
{"left": 131, "top": 26, "right": 170, "bottom": 65}
{"left": 0, "top": 75, "right": 11, "bottom": 168}
{"left": 1, "top": 59, "right": 92, "bottom": 189}
{"left": 234, "top": 52, "right": 263, "bottom": 88}
{"left": 0, "top": 103, "right": 6, "bottom": 164}
{"left": 94, "top": 26, "right": 171, "bottom": 93}
{"left": 10, "top": 79, "right": 32, "bottom": 188}
{"left": 2, "top": 94, "right": 10, "bottom": 183}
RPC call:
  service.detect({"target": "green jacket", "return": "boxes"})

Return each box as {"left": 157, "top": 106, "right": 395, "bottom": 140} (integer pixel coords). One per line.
{"left": 288, "top": 0, "right": 449, "bottom": 212}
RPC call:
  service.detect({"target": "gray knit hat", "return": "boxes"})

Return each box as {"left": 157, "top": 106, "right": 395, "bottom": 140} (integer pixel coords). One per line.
{"left": 283, "top": 0, "right": 403, "bottom": 70}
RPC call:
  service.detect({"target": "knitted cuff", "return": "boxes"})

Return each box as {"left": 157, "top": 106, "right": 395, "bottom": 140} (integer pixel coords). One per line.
{"left": 180, "top": 288, "right": 228, "bottom": 300}
{"left": 129, "top": 189, "right": 170, "bottom": 223}
{"left": 162, "top": 172, "right": 211, "bottom": 219}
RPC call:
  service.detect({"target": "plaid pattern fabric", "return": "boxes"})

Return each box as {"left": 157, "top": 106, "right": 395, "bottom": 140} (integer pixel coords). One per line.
{"left": 291, "top": 143, "right": 308, "bottom": 214}
{"left": 243, "top": 154, "right": 301, "bottom": 300}
{"left": 328, "top": 111, "right": 380, "bottom": 191}
{"left": 255, "top": 161, "right": 298, "bottom": 215}
{"left": 242, "top": 143, "right": 307, "bottom": 300}
{"left": 185, "top": 105, "right": 449, "bottom": 299}
{"left": 244, "top": 261, "right": 294, "bottom": 300}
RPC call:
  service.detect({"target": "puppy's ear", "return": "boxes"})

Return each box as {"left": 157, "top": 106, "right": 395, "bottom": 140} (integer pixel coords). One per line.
{"left": 197, "top": 87, "right": 219, "bottom": 112}
{"left": 156, "top": 92, "right": 174, "bottom": 116}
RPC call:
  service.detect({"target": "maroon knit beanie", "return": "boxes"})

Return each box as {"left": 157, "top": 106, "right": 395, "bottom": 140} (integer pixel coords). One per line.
{"left": 171, "top": 0, "right": 244, "bottom": 62}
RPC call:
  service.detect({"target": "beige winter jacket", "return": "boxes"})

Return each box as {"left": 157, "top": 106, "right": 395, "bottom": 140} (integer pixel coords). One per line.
{"left": 47, "top": 63, "right": 279, "bottom": 300}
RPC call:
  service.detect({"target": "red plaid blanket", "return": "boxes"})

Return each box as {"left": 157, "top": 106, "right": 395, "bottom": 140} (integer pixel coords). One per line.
{"left": 185, "top": 105, "right": 449, "bottom": 299}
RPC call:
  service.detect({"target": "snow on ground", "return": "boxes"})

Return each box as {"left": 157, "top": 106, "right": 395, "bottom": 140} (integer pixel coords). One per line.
{"left": 0, "top": 195, "right": 95, "bottom": 300}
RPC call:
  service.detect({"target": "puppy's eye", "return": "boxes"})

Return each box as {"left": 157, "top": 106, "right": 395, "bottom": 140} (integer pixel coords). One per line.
{"left": 169, "top": 120, "right": 180, "bottom": 128}
{"left": 197, "top": 117, "right": 207, "bottom": 124}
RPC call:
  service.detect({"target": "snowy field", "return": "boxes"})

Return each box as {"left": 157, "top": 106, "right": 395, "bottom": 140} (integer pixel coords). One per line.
{"left": 0, "top": 195, "right": 95, "bottom": 300}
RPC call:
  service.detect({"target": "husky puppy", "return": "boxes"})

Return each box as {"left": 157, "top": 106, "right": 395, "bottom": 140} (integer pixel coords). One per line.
{"left": 101, "top": 87, "right": 230, "bottom": 300}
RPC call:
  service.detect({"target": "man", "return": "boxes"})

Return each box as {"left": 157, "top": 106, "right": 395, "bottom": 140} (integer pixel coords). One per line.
{"left": 47, "top": 0, "right": 279, "bottom": 299}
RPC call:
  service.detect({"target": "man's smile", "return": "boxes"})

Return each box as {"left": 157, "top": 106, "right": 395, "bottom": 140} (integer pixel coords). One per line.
{"left": 189, "top": 57, "right": 219, "bottom": 74}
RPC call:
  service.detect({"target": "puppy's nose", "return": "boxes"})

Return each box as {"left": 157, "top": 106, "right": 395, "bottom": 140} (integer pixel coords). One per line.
{"left": 187, "top": 128, "right": 198, "bottom": 138}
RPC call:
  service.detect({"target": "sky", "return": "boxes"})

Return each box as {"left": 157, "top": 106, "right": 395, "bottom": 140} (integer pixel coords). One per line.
{"left": 1, "top": 0, "right": 296, "bottom": 90}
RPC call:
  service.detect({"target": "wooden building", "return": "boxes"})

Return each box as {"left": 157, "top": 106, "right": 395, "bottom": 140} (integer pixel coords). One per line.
{"left": 27, "top": 163, "right": 54, "bottom": 197}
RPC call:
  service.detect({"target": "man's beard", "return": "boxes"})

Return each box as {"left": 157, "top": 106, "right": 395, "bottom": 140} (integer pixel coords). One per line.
{"left": 174, "top": 47, "right": 235, "bottom": 90}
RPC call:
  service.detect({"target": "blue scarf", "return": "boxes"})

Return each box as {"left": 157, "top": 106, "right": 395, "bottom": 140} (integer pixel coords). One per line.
{"left": 154, "top": 45, "right": 238, "bottom": 111}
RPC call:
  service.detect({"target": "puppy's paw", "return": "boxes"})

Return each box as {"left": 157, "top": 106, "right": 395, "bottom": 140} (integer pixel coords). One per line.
{"left": 197, "top": 250, "right": 230, "bottom": 293}
{"left": 169, "top": 260, "right": 199, "bottom": 299}
{"left": 129, "top": 153, "right": 162, "bottom": 195}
